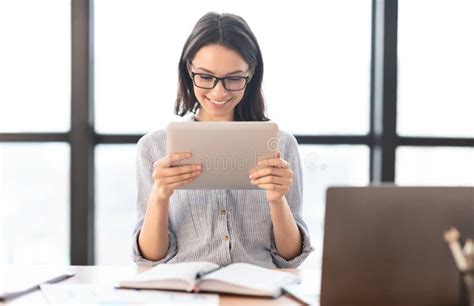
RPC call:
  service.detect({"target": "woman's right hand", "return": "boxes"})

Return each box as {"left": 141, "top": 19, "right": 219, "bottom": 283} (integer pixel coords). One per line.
{"left": 151, "top": 153, "right": 202, "bottom": 202}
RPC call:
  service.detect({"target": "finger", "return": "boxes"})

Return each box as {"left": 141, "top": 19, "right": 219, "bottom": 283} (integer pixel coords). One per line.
{"left": 249, "top": 167, "right": 288, "bottom": 180}
{"left": 154, "top": 153, "right": 192, "bottom": 168}
{"left": 156, "top": 164, "right": 202, "bottom": 178}
{"left": 255, "top": 183, "right": 286, "bottom": 191}
{"left": 257, "top": 152, "right": 279, "bottom": 162}
{"left": 251, "top": 175, "right": 289, "bottom": 186}
{"left": 161, "top": 170, "right": 202, "bottom": 184}
{"left": 167, "top": 175, "right": 199, "bottom": 190}
{"left": 257, "top": 158, "right": 289, "bottom": 169}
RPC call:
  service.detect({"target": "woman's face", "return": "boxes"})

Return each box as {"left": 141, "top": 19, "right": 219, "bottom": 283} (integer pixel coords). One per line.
{"left": 190, "top": 44, "right": 250, "bottom": 121}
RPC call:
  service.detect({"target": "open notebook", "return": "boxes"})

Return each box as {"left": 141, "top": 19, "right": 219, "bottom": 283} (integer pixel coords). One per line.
{"left": 118, "top": 262, "right": 299, "bottom": 298}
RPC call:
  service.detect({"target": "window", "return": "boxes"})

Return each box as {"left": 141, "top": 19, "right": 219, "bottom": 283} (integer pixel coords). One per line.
{"left": 299, "top": 145, "right": 369, "bottom": 268}
{"left": 398, "top": 0, "right": 474, "bottom": 137}
{"left": 95, "top": 145, "right": 137, "bottom": 265}
{"left": 92, "top": 143, "right": 370, "bottom": 267}
{"left": 94, "top": 0, "right": 371, "bottom": 135}
{"left": 0, "top": 143, "right": 69, "bottom": 264}
{"left": 396, "top": 147, "right": 474, "bottom": 186}
{"left": 93, "top": 0, "right": 372, "bottom": 268}
{"left": 6, "top": 1, "right": 471, "bottom": 267}
{"left": 0, "top": 0, "right": 70, "bottom": 133}
{"left": 0, "top": 0, "right": 70, "bottom": 265}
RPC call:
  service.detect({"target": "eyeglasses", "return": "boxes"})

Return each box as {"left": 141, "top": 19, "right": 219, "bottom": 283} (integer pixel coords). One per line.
{"left": 190, "top": 72, "right": 250, "bottom": 91}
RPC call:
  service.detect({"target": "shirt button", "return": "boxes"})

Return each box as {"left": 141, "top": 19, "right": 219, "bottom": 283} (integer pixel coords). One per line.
{"left": 224, "top": 235, "right": 230, "bottom": 241}
{"left": 220, "top": 209, "right": 226, "bottom": 215}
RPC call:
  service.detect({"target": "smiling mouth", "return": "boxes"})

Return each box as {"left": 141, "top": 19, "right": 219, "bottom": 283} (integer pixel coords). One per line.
{"left": 207, "top": 97, "right": 231, "bottom": 105}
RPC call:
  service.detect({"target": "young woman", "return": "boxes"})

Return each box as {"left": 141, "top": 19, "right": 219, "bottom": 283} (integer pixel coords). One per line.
{"left": 133, "top": 12, "right": 313, "bottom": 268}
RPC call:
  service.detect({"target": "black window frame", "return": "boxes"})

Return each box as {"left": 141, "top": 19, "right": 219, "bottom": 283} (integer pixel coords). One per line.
{"left": 1, "top": 0, "right": 473, "bottom": 265}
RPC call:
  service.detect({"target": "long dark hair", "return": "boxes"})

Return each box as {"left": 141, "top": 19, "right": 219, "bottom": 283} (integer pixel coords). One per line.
{"left": 175, "top": 12, "right": 268, "bottom": 121}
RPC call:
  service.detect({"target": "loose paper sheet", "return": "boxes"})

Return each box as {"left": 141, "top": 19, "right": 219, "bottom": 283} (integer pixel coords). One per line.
{"left": 40, "top": 283, "right": 219, "bottom": 306}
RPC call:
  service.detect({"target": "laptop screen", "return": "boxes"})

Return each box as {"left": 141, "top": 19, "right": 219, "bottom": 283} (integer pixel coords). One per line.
{"left": 321, "top": 186, "right": 474, "bottom": 306}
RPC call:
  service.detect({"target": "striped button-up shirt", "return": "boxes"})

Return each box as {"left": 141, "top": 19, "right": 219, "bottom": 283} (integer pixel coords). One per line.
{"left": 132, "top": 119, "right": 314, "bottom": 268}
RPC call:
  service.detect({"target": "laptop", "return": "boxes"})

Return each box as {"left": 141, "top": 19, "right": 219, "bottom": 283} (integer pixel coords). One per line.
{"left": 320, "top": 186, "right": 474, "bottom": 306}
{"left": 166, "top": 121, "right": 279, "bottom": 189}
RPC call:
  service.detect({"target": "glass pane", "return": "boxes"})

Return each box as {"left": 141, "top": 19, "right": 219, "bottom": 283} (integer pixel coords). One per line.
{"left": 95, "top": 145, "right": 137, "bottom": 265}
{"left": 95, "top": 0, "right": 371, "bottom": 135}
{"left": 94, "top": 144, "right": 369, "bottom": 268}
{"left": 0, "top": 0, "right": 70, "bottom": 132}
{"left": 398, "top": 0, "right": 474, "bottom": 137}
{"left": 299, "top": 145, "right": 370, "bottom": 268}
{"left": 396, "top": 147, "right": 474, "bottom": 186}
{"left": 0, "top": 143, "right": 70, "bottom": 264}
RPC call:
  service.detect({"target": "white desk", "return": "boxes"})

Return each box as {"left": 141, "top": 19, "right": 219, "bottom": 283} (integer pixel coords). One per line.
{"left": 1, "top": 265, "right": 320, "bottom": 305}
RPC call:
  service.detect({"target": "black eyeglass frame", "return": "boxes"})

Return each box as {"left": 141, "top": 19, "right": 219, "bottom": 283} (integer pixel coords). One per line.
{"left": 190, "top": 72, "right": 250, "bottom": 91}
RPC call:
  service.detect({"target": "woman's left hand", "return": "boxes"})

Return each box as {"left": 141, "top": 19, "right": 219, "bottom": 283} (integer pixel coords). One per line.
{"left": 249, "top": 152, "right": 293, "bottom": 203}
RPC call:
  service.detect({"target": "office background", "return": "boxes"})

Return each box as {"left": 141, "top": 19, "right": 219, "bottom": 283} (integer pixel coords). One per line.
{"left": 0, "top": 0, "right": 473, "bottom": 268}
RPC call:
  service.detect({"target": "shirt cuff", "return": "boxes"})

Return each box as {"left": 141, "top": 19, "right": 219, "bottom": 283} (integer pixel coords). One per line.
{"left": 132, "top": 228, "right": 178, "bottom": 266}
{"left": 270, "top": 222, "right": 315, "bottom": 268}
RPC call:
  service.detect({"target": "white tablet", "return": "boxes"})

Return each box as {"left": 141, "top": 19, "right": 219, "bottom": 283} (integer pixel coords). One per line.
{"left": 166, "top": 121, "right": 279, "bottom": 189}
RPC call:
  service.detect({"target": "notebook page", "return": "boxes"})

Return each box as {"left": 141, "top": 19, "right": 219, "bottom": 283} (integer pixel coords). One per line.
{"left": 132, "top": 261, "right": 219, "bottom": 285}
{"left": 201, "top": 263, "right": 299, "bottom": 292}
